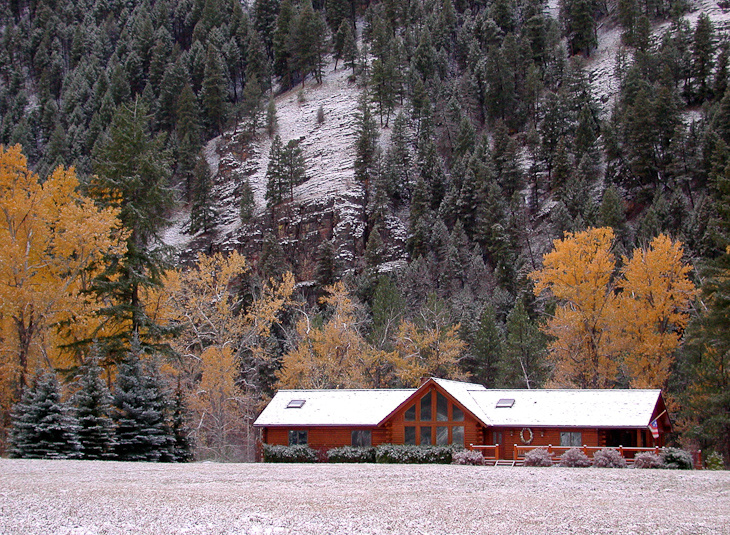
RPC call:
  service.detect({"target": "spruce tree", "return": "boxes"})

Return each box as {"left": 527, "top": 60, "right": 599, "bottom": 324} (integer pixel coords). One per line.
{"left": 201, "top": 44, "right": 229, "bottom": 136}
{"left": 497, "top": 298, "right": 548, "bottom": 389}
{"left": 240, "top": 178, "right": 256, "bottom": 223}
{"left": 9, "top": 372, "right": 81, "bottom": 459}
{"left": 463, "top": 305, "right": 505, "bottom": 388}
{"left": 189, "top": 155, "right": 218, "bottom": 235}
{"left": 354, "top": 91, "right": 380, "bottom": 187}
{"left": 170, "top": 382, "right": 194, "bottom": 462}
{"left": 112, "top": 342, "right": 175, "bottom": 462}
{"left": 71, "top": 357, "right": 117, "bottom": 460}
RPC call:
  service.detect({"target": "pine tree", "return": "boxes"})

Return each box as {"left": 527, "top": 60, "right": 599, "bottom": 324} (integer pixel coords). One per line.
{"left": 71, "top": 357, "right": 117, "bottom": 460}
{"left": 112, "top": 342, "right": 175, "bottom": 462}
{"left": 240, "top": 178, "right": 256, "bottom": 223}
{"left": 9, "top": 372, "right": 81, "bottom": 459}
{"left": 189, "top": 154, "right": 218, "bottom": 235}
{"left": 463, "top": 305, "right": 505, "bottom": 388}
{"left": 201, "top": 44, "right": 229, "bottom": 136}
{"left": 355, "top": 91, "right": 380, "bottom": 187}
{"left": 265, "top": 98, "right": 278, "bottom": 138}
{"left": 170, "top": 382, "right": 194, "bottom": 462}
{"left": 692, "top": 13, "right": 715, "bottom": 104}
{"left": 497, "top": 298, "right": 548, "bottom": 389}
{"left": 91, "top": 100, "right": 176, "bottom": 360}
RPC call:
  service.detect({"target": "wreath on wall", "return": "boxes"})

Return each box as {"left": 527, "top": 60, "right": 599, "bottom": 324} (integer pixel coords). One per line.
{"left": 520, "top": 427, "right": 534, "bottom": 445}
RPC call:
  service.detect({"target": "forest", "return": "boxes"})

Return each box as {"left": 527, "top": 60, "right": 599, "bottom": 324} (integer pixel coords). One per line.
{"left": 0, "top": 0, "right": 729, "bottom": 465}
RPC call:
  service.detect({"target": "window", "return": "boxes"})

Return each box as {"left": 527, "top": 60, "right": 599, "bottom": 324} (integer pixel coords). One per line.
{"left": 352, "top": 430, "right": 372, "bottom": 447}
{"left": 286, "top": 399, "right": 306, "bottom": 408}
{"left": 420, "top": 392, "right": 432, "bottom": 421}
{"left": 436, "top": 426, "right": 449, "bottom": 445}
{"left": 405, "top": 426, "right": 416, "bottom": 445}
{"left": 452, "top": 426, "right": 464, "bottom": 446}
{"left": 496, "top": 398, "right": 515, "bottom": 408}
{"left": 420, "top": 426, "right": 432, "bottom": 445}
{"left": 560, "top": 431, "right": 582, "bottom": 447}
{"left": 404, "top": 404, "right": 416, "bottom": 421}
{"left": 452, "top": 405, "right": 464, "bottom": 421}
{"left": 437, "top": 392, "right": 448, "bottom": 421}
{"left": 288, "top": 430, "right": 308, "bottom": 445}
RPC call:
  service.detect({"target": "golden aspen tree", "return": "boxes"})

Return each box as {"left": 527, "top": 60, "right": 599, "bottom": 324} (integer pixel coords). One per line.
{"left": 617, "top": 234, "right": 696, "bottom": 388}
{"left": 531, "top": 228, "right": 696, "bottom": 389}
{"left": 0, "top": 145, "right": 124, "bottom": 401}
{"left": 159, "top": 251, "right": 295, "bottom": 460}
{"left": 277, "top": 282, "right": 400, "bottom": 389}
{"left": 530, "top": 227, "right": 620, "bottom": 388}
{"left": 393, "top": 296, "right": 468, "bottom": 387}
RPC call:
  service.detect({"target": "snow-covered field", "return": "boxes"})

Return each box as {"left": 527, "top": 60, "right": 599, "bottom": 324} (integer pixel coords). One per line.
{"left": 1, "top": 459, "right": 728, "bottom": 535}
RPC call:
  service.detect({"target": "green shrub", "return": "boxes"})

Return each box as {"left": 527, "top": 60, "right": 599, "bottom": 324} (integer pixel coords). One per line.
{"left": 558, "top": 448, "right": 592, "bottom": 467}
{"left": 452, "top": 449, "right": 486, "bottom": 466}
{"left": 633, "top": 452, "right": 662, "bottom": 469}
{"left": 592, "top": 448, "right": 627, "bottom": 468}
{"left": 263, "top": 443, "right": 317, "bottom": 463}
{"left": 327, "top": 446, "right": 376, "bottom": 463}
{"left": 660, "top": 447, "right": 693, "bottom": 470}
{"left": 705, "top": 451, "right": 725, "bottom": 470}
{"left": 524, "top": 447, "right": 553, "bottom": 467}
{"left": 375, "top": 444, "right": 459, "bottom": 464}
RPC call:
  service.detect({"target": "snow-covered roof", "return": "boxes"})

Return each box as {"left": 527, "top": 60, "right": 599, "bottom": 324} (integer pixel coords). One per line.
{"left": 255, "top": 380, "right": 665, "bottom": 429}
{"left": 467, "top": 389, "right": 663, "bottom": 428}
{"left": 254, "top": 389, "right": 414, "bottom": 427}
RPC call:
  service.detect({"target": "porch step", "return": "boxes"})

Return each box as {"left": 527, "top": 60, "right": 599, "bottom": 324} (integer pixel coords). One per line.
{"left": 493, "top": 459, "right": 523, "bottom": 467}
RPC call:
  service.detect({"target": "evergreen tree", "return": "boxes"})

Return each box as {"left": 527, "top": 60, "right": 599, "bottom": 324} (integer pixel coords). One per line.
{"left": 354, "top": 90, "right": 380, "bottom": 187}
{"left": 240, "top": 178, "right": 256, "bottom": 223}
{"left": 189, "top": 154, "right": 218, "bottom": 235}
{"left": 170, "top": 382, "right": 194, "bottom": 462}
{"left": 112, "top": 342, "right": 175, "bottom": 462}
{"left": 9, "top": 372, "right": 80, "bottom": 459}
{"left": 463, "top": 305, "right": 505, "bottom": 388}
{"left": 201, "top": 44, "right": 229, "bottom": 136}
{"left": 497, "top": 297, "right": 548, "bottom": 389}
{"left": 315, "top": 239, "right": 339, "bottom": 288}
{"left": 71, "top": 357, "right": 117, "bottom": 460}
{"left": 692, "top": 13, "right": 715, "bottom": 104}
{"left": 266, "top": 98, "right": 278, "bottom": 138}
{"left": 91, "top": 100, "right": 176, "bottom": 360}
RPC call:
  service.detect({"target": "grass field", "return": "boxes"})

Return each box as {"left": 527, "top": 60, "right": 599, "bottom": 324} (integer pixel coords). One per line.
{"left": 1, "top": 459, "right": 728, "bottom": 534}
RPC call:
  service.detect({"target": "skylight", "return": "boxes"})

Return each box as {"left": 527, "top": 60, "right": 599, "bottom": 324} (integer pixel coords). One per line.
{"left": 496, "top": 398, "right": 515, "bottom": 408}
{"left": 287, "top": 399, "right": 306, "bottom": 408}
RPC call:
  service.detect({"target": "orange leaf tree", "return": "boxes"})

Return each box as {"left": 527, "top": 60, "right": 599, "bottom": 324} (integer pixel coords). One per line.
{"left": 531, "top": 227, "right": 695, "bottom": 389}
{"left": 0, "top": 145, "right": 124, "bottom": 421}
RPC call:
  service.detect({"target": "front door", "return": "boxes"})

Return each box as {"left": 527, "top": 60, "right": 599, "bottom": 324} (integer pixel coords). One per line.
{"left": 493, "top": 431, "right": 505, "bottom": 459}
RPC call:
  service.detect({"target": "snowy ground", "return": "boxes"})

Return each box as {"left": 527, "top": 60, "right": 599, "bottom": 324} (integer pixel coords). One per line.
{"left": 1, "top": 459, "right": 728, "bottom": 535}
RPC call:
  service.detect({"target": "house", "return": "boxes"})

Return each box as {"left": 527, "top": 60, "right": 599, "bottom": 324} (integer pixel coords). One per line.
{"left": 253, "top": 378, "right": 670, "bottom": 460}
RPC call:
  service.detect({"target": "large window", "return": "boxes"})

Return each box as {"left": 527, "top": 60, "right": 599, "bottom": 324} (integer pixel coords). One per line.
{"left": 351, "top": 430, "right": 372, "bottom": 447}
{"left": 288, "top": 430, "right": 308, "bottom": 445}
{"left": 403, "top": 389, "right": 467, "bottom": 446}
{"left": 560, "top": 431, "right": 582, "bottom": 447}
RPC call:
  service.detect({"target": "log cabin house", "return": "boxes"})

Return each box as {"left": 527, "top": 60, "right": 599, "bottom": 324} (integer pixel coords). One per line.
{"left": 254, "top": 378, "right": 670, "bottom": 461}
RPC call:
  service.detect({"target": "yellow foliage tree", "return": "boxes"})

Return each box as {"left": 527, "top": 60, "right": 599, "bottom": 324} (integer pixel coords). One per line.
{"left": 0, "top": 145, "right": 124, "bottom": 405}
{"left": 277, "top": 282, "right": 400, "bottom": 389}
{"left": 393, "top": 296, "right": 468, "bottom": 387}
{"left": 531, "top": 227, "right": 620, "bottom": 388}
{"left": 159, "top": 251, "right": 295, "bottom": 460}
{"left": 531, "top": 228, "right": 696, "bottom": 389}
{"left": 617, "top": 235, "right": 697, "bottom": 388}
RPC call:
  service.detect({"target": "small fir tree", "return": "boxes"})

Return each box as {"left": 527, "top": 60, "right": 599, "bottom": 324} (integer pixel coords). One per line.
{"left": 71, "top": 357, "right": 117, "bottom": 460}
{"left": 9, "top": 371, "right": 81, "bottom": 459}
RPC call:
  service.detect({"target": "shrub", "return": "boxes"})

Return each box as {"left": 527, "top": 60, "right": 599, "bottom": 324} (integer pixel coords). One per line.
{"left": 558, "top": 448, "right": 592, "bottom": 467}
{"left": 660, "top": 447, "right": 693, "bottom": 470}
{"left": 375, "top": 444, "right": 458, "bottom": 464}
{"left": 523, "top": 448, "right": 553, "bottom": 467}
{"left": 705, "top": 451, "right": 725, "bottom": 470}
{"left": 633, "top": 452, "right": 663, "bottom": 469}
{"left": 327, "top": 446, "right": 376, "bottom": 463}
{"left": 452, "top": 449, "right": 486, "bottom": 466}
{"left": 592, "top": 448, "right": 627, "bottom": 468}
{"left": 263, "top": 444, "right": 317, "bottom": 463}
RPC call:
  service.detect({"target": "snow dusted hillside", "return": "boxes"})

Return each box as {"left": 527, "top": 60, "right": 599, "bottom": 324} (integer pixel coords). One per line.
{"left": 162, "top": 0, "right": 730, "bottom": 264}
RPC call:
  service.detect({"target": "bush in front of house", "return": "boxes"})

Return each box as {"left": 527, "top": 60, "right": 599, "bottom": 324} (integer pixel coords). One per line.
{"left": 633, "top": 452, "right": 663, "bottom": 469}
{"left": 452, "top": 449, "right": 486, "bottom": 466}
{"left": 592, "top": 448, "right": 627, "bottom": 468}
{"left": 523, "top": 447, "right": 553, "bottom": 467}
{"left": 375, "top": 444, "right": 459, "bottom": 464}
{"left": 705, "top": 451, "right": 725, "bottom": 470}
{"left": 558, "top": 448, "right": 592, "bottom": 467}
{"left": 660, "top": 447, "right": 694, "bottom": 470}
{"left": 327, "top": 446, "right": 376, "bottom": 463}
{"left": 263, "top": 444, "right": 317, "bottom": 463}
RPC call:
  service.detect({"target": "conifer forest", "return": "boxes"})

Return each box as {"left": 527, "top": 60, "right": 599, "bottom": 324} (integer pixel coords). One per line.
{"left": 1, "top": 0, "right": 729, "bottom": 465}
